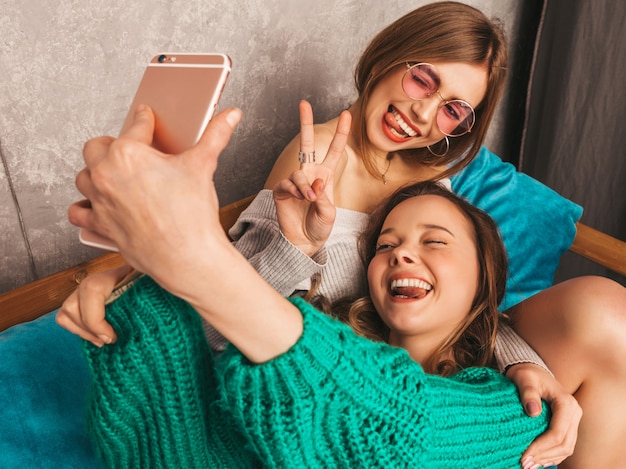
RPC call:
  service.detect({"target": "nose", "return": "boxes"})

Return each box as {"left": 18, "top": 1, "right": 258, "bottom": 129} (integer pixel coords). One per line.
{"left": 390, "top": 245, "right": 416, "bottom": 266}
{"left": 410, "top": 96, "right": 441, "bottom": 128}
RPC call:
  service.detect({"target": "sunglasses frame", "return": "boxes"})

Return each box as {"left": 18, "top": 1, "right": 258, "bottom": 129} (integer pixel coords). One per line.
{"left": 402, "top": 62, "right": 475, "bottom": 137}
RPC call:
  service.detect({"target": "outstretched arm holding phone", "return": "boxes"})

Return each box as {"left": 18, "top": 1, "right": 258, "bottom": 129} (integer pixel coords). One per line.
{"left": 69, "top": 105, "right": 304, "bottom": 363}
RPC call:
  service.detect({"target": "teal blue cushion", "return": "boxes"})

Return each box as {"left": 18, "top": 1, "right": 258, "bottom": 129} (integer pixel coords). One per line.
{"left": 451, "top": 146, "right": 583, "bottom": 311}
{"left": 0, "top": 311, "right": 102, "bottom": 468}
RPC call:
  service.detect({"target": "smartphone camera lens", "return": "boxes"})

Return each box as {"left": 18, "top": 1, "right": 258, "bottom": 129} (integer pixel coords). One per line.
{"left": 158, "top": 54, "right": 167, "bottom": 63}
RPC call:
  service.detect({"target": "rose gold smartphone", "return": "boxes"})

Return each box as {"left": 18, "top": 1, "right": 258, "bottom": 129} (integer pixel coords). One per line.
{"left": 79, "top": 52, "right": 231, "bottom": 251}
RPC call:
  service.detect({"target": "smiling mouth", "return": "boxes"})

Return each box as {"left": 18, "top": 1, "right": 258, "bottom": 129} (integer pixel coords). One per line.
{"left": 390, "top": 278, "right": 432, "bottom": 299}
{"left": 385, "top": 105, "right": 419, "bottom": 139}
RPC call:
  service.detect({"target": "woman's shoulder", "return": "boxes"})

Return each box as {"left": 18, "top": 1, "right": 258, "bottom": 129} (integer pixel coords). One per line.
{"left": 312, "top": 118, "right": 341, "bottom": 147}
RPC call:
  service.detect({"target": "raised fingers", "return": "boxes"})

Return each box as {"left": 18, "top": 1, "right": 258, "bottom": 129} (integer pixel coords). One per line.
{"left": 297, "top": 100, "right": 351, "bottom": 170}
{"left": 298, "top": 100, "right": 315, "bottom": 164}
{"left": 322, "top": 109, "right": 352, "bottom": 173}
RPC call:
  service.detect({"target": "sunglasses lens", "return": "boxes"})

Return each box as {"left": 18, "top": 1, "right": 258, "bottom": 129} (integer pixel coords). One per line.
{"left": 402, "top": 63, "right": 440, "bottom": 99}
{"left": 402, "top": 63, "right": 476, "bottom": 137}
{"left": 437, "top": 100, "right": 475, "bottom": 137}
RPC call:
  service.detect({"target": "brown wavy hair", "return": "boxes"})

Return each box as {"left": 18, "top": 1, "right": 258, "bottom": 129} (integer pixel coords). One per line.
{"left": 326, "top": 181, "right": 508, "bottom": 376}
{"left": 352, "top": 1, "right": 508, "bottom": 181}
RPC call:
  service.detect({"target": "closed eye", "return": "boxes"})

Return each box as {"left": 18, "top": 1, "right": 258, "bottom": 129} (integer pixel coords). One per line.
{"left": 411, "top": 74, "right": 432, "bottom": 90}
{"left": 375, "top": 243, "right": 395, "bottom": 253}
{"left": 443, "top": 102, "right": 461, "bottom": 120}
{"left": 424, "top": 239, "right": 447, "bottom": 245}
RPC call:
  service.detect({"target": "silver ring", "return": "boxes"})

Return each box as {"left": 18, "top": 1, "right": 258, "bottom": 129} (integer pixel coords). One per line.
{"left": 298, "top": 151, "right": 316, "bottom": 164}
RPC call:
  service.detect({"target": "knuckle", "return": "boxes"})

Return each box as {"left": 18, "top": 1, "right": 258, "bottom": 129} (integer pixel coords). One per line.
{"left": 80, "top": 274, "right": 106, "bottom": 294}
{"left": 61, "top": 294, "right": 78, "bottom": 314}
{"left": 55, "top": 311, "right": 68, "bottom": 327}
{"left": 108, "top": 135, "right": 132, "bottom": 154}
{"left": 82, "top": 137, "right": 97, "bottom": 155}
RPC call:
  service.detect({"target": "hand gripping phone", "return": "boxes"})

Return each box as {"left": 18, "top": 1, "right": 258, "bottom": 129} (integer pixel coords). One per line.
{"left": 79, "top": 53, "right": 231, "bottom": 251}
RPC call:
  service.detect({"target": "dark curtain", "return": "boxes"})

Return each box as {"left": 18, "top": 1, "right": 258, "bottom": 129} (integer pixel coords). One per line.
{"left": 520, "top": 0, "right": 626, "bottom": 285}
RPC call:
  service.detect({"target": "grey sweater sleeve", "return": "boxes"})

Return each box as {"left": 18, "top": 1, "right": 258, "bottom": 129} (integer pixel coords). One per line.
{"left": 205, "top": 190, "right": 369, "bottom": 351}
{"left": 495, "top": 322, "right": 553, "bottom": 376}
{"left": 228, "top": 190, "right": 327, "bottom": 297}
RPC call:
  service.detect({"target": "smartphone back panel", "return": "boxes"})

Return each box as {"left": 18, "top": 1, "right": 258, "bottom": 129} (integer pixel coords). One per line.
{"left": 120, "top": 53, "right": 231, "bottom": 154}
{"left": 79, "top": 52, "right": 231, "bottom": 251}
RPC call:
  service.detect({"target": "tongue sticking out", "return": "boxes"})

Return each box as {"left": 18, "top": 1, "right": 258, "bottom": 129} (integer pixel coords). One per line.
{"left": 384, "top": 111, "right": 406, "bottom": 137}
{"left": 393, "top": 286, "right": 429, "bottom": 299}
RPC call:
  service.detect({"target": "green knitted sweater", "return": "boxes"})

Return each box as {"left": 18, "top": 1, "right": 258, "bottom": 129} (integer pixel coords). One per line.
{"left": 83, "top": 275, "right": 549, "bottom": 468}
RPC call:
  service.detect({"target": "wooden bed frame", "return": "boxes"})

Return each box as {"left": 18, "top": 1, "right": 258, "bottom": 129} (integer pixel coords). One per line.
{"left": 1, "top": 193, "right": 624, "bottom": 332}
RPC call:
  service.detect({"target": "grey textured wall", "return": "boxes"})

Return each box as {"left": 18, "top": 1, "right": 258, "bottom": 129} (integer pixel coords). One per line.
{"left": 0, "top": 0, "right": 526, "bottom": 294}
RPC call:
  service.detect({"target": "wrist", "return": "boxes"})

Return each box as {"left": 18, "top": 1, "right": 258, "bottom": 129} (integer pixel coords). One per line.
{"left": 279, "top": 230, "right": 325, "bottom": 258}
{"left": 160, "top": 236, "right": 239, "bottom": 302}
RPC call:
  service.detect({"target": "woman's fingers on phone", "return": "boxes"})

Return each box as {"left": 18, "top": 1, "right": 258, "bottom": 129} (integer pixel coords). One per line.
{"left": 298, "top": 100, "right": 315, "bottom": 161}
{"left": 118, "top": 104, "right": 156, "bottom": 145}
{"left": 67, "top": 199, "right": 96, "bottom": 232}
{"left": 81, "top": 136, "right": 115, "bottom": 168}
{"left": 192, "top": 107, "right": 242, "bottom": 161}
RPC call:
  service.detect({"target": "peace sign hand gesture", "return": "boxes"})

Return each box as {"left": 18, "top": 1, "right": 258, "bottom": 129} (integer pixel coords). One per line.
{"left": 272, "top": 100, "right": 352, "bottom": 257}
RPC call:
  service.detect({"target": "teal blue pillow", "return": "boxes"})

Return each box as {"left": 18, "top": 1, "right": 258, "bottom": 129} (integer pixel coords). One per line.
{"left": 451, "top": 146, "right": 583, "bottom": 311}
{"left": 0, "top": 311, "right": 102, "bottom": 468}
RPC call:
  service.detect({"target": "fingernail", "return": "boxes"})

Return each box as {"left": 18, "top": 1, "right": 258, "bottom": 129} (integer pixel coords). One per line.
{"left": 226, "top": 108, "right": 242, "bottom": 127}
{"left": 521, "top": 456, "right": 534, "bottom": 469}
{"left": 525, "top": 401, "right": 541, "bottom": 415}
{"left": 98, "top": 334, "right": 112, "bottom": 344}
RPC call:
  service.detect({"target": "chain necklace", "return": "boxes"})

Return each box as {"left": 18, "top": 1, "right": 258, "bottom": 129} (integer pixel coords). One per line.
{"left": 380, "top": 155, "right": 393, "bottom": 185}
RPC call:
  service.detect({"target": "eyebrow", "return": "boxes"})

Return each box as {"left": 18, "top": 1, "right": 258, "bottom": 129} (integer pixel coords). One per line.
{"left": 425, "top": 67, "right": 440, "bottom": 86}
{"left": 379, "top": 224, "right": 456, "bottom": 238}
